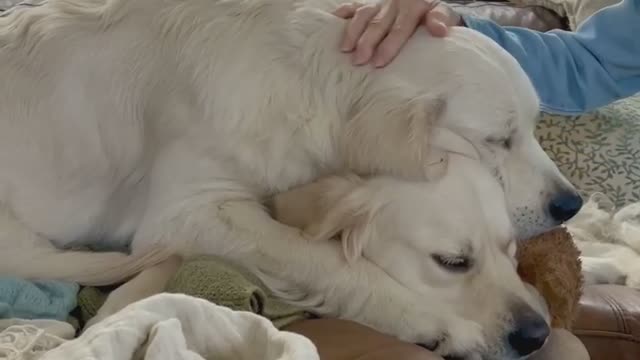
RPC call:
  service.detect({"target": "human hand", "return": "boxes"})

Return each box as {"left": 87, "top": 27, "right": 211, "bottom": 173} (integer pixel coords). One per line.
{"left": 333, "top": 0, "right": 462, "bottom": 67}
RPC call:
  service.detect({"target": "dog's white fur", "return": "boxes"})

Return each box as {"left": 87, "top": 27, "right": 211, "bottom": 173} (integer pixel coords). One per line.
{"left": 0, "top": 0, "right": 577, "bottom": 357}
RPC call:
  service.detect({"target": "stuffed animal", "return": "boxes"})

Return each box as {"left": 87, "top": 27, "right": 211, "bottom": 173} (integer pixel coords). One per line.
{"left": 518, "top": 226, "right": 590, "bottom": 360}
{"left": 517, "top": 226, "right": 583, "bottom": 330}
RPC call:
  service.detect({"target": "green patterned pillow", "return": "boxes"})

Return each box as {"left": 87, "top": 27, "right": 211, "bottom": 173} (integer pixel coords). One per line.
{"left": 536, "top": 96, "right": 640, "bottom": 208}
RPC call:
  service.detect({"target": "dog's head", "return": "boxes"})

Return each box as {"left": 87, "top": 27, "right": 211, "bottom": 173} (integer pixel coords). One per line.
{"left": 429, "top": 76, "right": 582, "bottom": 241}
{"left": 270, "top": 155, "right": 551, "bottom": 359}
{"left": 377, "top": 27, "right": 583, "bottom": 240}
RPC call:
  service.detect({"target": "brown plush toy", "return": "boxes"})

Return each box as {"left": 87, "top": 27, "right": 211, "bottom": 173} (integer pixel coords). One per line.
{"left": 517, "top": 226, "right": 590, "bottom": 360}
{"left": 517, "top": 226, "right": 583, "bottom": 330}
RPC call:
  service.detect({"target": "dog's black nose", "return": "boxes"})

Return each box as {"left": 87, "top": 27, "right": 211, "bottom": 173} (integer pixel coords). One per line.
{"left": 548, "top": 192, "right": 583, "bottom": 222}
{"left": 508, "top": 313, "right": 550, "bottom": 356}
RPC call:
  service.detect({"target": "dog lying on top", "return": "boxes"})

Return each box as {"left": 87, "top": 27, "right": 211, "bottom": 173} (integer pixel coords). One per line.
{"left": 0, "top": 0, "right": 582, "bottom": 358}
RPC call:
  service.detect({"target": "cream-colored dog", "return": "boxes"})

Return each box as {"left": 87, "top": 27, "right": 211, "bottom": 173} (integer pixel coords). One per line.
{"left": 0, "top": 0, "right": 581, "bottom": 357}
{"left": 270, "top": 156, "right": 551, "bottom": 358}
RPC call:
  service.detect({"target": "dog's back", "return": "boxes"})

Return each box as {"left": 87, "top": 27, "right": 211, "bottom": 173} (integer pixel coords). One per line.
{"left": 0, "top": 0, "right": 302, "bottom": 242}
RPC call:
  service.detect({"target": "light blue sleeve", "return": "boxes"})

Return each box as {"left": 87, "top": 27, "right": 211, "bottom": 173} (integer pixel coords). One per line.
{"left": 461, "top": 0, "right": 640, "bottom": 115}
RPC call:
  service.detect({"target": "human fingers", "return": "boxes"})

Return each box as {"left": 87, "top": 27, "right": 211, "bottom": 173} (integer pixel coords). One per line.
{"left": 372, "top": 0, "right": 434, "bottom": 67}
{"left": 333, "top": 2, "right": 364, "bottom": 19}
{"left": 424, "top": 2, "right": 462, "bottom": 37}
{"left": 352, "top": 1, "right": 398, "bottom": 65}
{"left": 340, "top": 3, "right": 382, "bottom": 53}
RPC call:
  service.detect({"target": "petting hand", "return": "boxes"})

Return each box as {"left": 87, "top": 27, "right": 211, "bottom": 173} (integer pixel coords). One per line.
{"left": 333, "top": 0, "right": 462, "bottom": 67}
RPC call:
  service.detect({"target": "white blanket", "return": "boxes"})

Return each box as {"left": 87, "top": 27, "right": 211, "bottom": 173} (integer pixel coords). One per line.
{"left": 40, "top": 293, "right": 319, "bottom": 360}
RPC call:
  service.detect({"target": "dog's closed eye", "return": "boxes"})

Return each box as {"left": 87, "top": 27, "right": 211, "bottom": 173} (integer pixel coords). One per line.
{"left": 431, "top": 254, "right": 473, "bottom": 273}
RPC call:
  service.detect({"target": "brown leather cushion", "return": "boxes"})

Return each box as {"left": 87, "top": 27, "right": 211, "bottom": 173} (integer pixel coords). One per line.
{"left": 284, "top": 319, "right": 442, "bottom": 360}
{"left": 285, "top": 285, "right": 640, "bottom": 360}
{"left": 574, "top": 285, "right": 640, "bottom": 360}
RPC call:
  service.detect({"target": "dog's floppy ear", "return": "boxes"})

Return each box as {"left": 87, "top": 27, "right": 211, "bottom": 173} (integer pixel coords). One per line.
{"left": 269, "top": 174, "right": 382, "bottom": 263}
{"left": 342, "top": 87, "right": 448, "bottom": 180}
{"left": 306, "top": 182, "right": 382, "bottom": 263}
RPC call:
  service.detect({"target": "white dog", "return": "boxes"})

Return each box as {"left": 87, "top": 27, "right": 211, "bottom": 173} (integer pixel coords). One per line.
{"left": 0, "top": 0, "right": 581, "bottom": 357}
